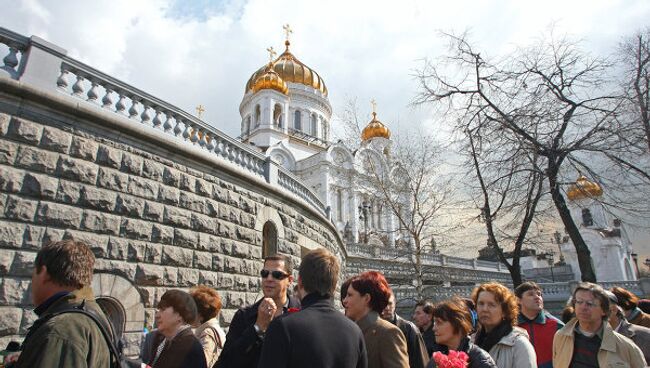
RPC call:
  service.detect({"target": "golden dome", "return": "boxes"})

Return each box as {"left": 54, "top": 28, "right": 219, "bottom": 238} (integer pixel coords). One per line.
{"left": 567, "top": 175, "right": 603, "bottom": 200}
{"left": 246, "top": 41, "right": 328, "bottom": 96}
{"left": 251, "top": 63, "right": 288, "bottom": 95}
{"left": 361, "top": 112, "right": 391, "bottom": 141}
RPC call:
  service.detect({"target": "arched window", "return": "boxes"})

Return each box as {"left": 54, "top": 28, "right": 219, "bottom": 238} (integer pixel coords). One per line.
{"left": 262, "top": 221, "right": 278, "bottom": 257}
{"left": 321, "top": 120, "right": 328, "bottom": 141}
{"left": 273, "top": 104, "right": 283, "bottom": 128}
{"left": 255, "top": 105, "right": 261, "bottom": 127}
{"left": 337, "top": 189, "right": 343, "bottom": 221}
{"left": 294, "top": 110, "right": 301, "bottom": 130}
{"left": 96, "top": 296, "right": 126, "bottom": 341}
{"left": 311, "top": 114, "right": 318, "bottom": 137}
{"left": 582, "top": 209, "right": 593, "bottom": 226}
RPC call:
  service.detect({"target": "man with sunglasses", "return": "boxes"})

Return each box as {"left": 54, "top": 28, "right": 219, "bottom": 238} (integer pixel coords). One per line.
{"left": 215, "top": 254, "right": 300, "bottom": 368}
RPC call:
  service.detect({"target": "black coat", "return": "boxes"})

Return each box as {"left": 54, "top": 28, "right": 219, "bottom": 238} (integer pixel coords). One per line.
{"left": 393, "top": 314, "right": 430, "bottom": 368}
{"left": 427, "top": 337, "right": 496, "bottom": 368}
{"left": 258, "top": 293, "right": 368, "bottom": 368}
{"left": 215, "top": 294, "right": 300, "bottom": 368}
{"left": 147, "top": 327, "right": 207, "bottom": 368}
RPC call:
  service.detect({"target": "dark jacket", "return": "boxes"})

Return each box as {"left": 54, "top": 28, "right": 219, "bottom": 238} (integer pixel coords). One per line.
{"left": 358, "top": 311, "right": 409, "bottom": 368}
{"left": 15, "top": 287, "right": 112, "bottom": 368}
{"left": 258, "top": 293, "right": 367, "bottom": 368}
{"left": 392, "top": 314, "right": 430, "bottom": 368}
{"left": 421, "top": 323, "right": 444, "bottom": 357}
{"left": 517, "top": 310, "right": 564, "bottom": 368}
{"left": 616, "top": 319, "right": 650, "bottom": 363}
{"left": 216, "top": 294, "right": 300, "bottom": 368}
{"left": 146, "top": 327, "right": 206, "bottom": 368}
{"left": 427, "top": 337, "right": 497, "bottom": 368}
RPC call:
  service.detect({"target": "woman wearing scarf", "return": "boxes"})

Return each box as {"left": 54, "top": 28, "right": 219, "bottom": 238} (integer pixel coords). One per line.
{"left": 472, "top": 282, "right": 536, "bottom": 368}
{"left": 144, "top": 290, "right": 207, "bottom": 368}
{"left": 426, "top": 298, "right": 496, "bottom": 368}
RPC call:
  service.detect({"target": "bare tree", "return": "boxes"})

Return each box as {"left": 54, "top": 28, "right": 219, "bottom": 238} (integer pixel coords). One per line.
{"left": 619, "top": 29, "right": 650, "bottom": 152}
{"left": 416, "top": 32, "right": 650, "bottom": 282}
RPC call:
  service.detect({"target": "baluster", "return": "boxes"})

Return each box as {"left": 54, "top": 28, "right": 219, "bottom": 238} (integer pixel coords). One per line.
{"left": 2, "top": 46, "right": 19, "bottom": 70}
{"left": 102, "top": 88, "right": 114, "bottom": 108}
{"left": 72, "top": 74, "right": 86, "bottom": 97}
{"left": 56, "top": 69, "right": 70, "bottom": 91}
{"left": 182, "top": 123, "right": 192, "bottom": 141}
{"left": 174, "top": 116, "right": 185, "bottom": 137}
{"left": 140, "top": 104, "right": 152, "bottom": 125}
{"left": 214, "top": 137, "right": 223, "bottom": 155}
{"left": 86, "top": 80, "right": 100, "bottom": 102}
{"left": 152, "top": 110, "right": 164, "bottom": 129}
{"left": 206, "top": 134, "right": 216, "bottom": 151}
{"left": 163, "top": 114, "right": 174, "bottom": 132}
{"left": 199, "top": 132, "right": 208, "bottom": 148}
{"left": 115, "top": 93, "right": 127, "bottom": 114}
{"left": 129, "top": 99, "right": 139, "bottom": 119}
{"left": 190, "top": 126, "right": 200, "bottom": 145}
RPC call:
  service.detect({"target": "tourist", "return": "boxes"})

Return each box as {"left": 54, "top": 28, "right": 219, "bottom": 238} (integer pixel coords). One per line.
{"left": 515, "top": 281, "right": 564, "bottom": 368}
{"left": 14, "top": 240, "right": 113, "bottom": 368}
{"left": 216, "top": 254, "right": 300, "bottom": 368}
{"left": 191, "top": 285, "right": 226, "bottom": 367}
{"left": 258, "top": 248, "right": 367, "bottom": 368}
{"left": 426, "top": 298, "right": 496, "bottom": 368}
{"left": 560, "top": 304, "right": 574, "bottom": 324}
{"left": 344, "top": 271, "right": 409, "bottom": 367}
{"left": 553, "top": 282, "right": 646, "bottom": 368}
{"left": 610, "top": 286, "right": 650, "bottom": 328}
{"left": 472, "top": 282, "right": 536, "bottom": 368}
{"left": 413, "top": 300, "right": 438, "bottom": 356}
{"left": 606, "top": 291, "right": 650, "bottom": 363}
{"left": 143, "top": 290, "right": 206, "bottom": 368}
{"left": 382, "top": 292, "right": 430, "bottom": 368}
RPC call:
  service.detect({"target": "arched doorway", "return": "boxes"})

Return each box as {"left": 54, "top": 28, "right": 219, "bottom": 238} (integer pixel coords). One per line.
{"left": 96, "top": 296, "right": 126, "bottom": 340}
{"left": 262, "top": 221, "right": 278, "bottom": 257}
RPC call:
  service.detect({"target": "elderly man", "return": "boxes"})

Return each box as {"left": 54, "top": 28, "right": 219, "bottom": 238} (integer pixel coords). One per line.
{"left": 553, "top": 282, "right": 646, "bottom": 368}
{"left": 216, "top": 254, "right": 300, "bottom": 368}
{"left": 15, "top": 240, "right": 112, "bottom": 368}
{"left": 382, "top": 293, "right": 429, "bottom": 368}
{"left": 606, "top": 292, "right": 650, "bottom": 363}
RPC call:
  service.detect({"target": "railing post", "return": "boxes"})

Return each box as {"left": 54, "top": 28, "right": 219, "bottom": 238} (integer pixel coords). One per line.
{"left": 264, "top": 156, "right": 278, "bottom": 186}
{"left": 18, "top": 36, "right": 68, "bottom": 90}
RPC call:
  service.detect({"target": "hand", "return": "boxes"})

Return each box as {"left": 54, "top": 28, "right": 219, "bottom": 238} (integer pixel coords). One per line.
{"left": 255, "top": 297, "right": 278, "bottom": 331}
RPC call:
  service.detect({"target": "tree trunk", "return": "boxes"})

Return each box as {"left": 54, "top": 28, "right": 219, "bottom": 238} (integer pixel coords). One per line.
{"left": 414, "top": 240, "right": 424, "bottom": 300}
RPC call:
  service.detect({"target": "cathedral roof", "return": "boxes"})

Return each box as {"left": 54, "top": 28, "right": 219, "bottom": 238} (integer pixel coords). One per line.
{"left": 361, "top": 112, "right": 391, "bottom": 141}
{"left": 245, "top": 40, "right": 328, "bottom": 96}
{"left": 251, "top": 63, "right": 288, "bottom": 95}
{"left": 567, "top": 175, "right": 603, "bottom": 200}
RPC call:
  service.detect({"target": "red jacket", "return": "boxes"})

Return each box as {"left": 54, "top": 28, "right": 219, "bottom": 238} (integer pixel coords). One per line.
{"left": 518, "top": 311, "right": 564, "bottom": 368}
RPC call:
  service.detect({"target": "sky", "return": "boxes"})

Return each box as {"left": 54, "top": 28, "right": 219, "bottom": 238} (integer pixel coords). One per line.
{"left": 2, "top": 0, "right": 650, "bottom": 265}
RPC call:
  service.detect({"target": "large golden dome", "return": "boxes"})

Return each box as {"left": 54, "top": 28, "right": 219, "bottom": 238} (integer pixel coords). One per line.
{"left": 361, "top": 112, "right": 391, "bottom": 141}
{"left": 245, "top": 41, "right": 328, "bottom": 96}
{"left": 251, "top": 63, "right": 288, "bottom": 95}
{"left": 567, "top": 175, "right": 603, "bottom": 200}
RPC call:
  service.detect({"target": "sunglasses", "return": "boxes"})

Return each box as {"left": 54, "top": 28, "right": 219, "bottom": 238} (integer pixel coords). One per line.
{"left": 260, "top": 269, "right": 290, "bottom": 280}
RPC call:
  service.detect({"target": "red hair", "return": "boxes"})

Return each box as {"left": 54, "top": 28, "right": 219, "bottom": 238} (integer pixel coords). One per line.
{"left": 350, "top": 271, "right": 392, "bottom": 313}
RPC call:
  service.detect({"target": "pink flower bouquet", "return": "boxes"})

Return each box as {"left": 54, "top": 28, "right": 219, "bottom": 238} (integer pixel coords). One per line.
{"left": 432, "top": 350, "right": 469, "bottom": 368}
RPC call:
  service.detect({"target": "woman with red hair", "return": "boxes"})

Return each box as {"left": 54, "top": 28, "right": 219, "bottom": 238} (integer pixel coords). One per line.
{"left": 343, "top": 271, "right": 409, "bottom": 368}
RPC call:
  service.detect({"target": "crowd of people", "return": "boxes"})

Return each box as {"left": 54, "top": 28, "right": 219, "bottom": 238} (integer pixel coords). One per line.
{"left": 3, "top": 239, "right": 650, "bottom": 368}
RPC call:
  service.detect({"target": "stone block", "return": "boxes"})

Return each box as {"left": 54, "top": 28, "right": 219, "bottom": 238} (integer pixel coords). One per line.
{"left": 242, "top": 259, "right": 260, "bottom": 276}
{"left": 15, "top": 146, "right": 59, "bottom": 174}
{"left": 248, "top": 277, "right": 261, "bottom": 290}
{"left": 107, "top": 237, "right": 128, "bottom": 260}
{"left": 0, "top": 279, "right": 30, "bottom": 305}
{"left": 81, "top": 210, "right": 121, "bottom": 235}
{"left": 161, "top": 246, "right": 193, "bottom": 267}
{"left": 97, "top": 167, "right": 129, "bottom": 192}
{"left": 231, "top": 242, "right": 252, "bottom": 258}
{"left": 121, "top": 152, "right": 143, "bottom": 175}
{"left": 127, "top": 177, "right": 158, "bottom": 200}
{"left": 218, "top": 273, "right": 234, "bottom": 290}
{"left": 0, "top": 193, "right": 5, "bottom": 217}
{"left": 142, "top": 160, "right": 164, "bottom": 181}
{"left": 0, "top": 250, "right": 14, "bottom": 276}
{"left": 212, "top": 185, "right": 228, "bottom": 203}
{"left": 179, "top": 192, "right": 207, "bottom": 214}
{"left": 144, "top": 243, "right": 162, "bottom": 263}
{"left": 69, "top": 136, "right": 98, "bottom": 161}
{"left": 173, "top": 228, "right": 198, "bottom": 249}
{"left": 36, "top": 202, "right": 82, "bottom": 228}
{"left": 134, "top": 264, "right": 169, "bottom": 286}
{"left": 20, "top": 225, "right": 43, "bottom": 249}
{"left": 219, "top": 238, "right": 233, "bottom": 255}
{"left": 0, "top": 221, "right": 25, "bottom": 248}
{"left": 157, "top": 185, "right": 180, "bottom": 205}
{"left": 216, "top": 221, "right": 234, "bottom": 239}
{"left": 0, "top": 166, "right": 24, "bottom": 193}
{"left": 162, "top": 167, "right": 180, "bottom": 187}
{"left": 40, "top": 126, "right": 72, "bottom": 153}
{"left": 96, "top": 144, "right": 122, "bottom": 169}
{"left": 80, "top": 186, "right": 117, "bottom": 212}
{"left": 120, "top": 218, "right": 152, "bottom": 241}
{"left": 212, "top": 254, "right": 224, "bottom": 272}
{"left": 224, "top": 291, "right": 246, "bottom": 309}
{"left": 223, "top": 256, "right": 243, "bottom": 273}
{"left": 177, "top": 268, "right": 199, "bottom": 286}
{"left": 0, "top": 307, "right": 22, "bottom": 335}
{"left": 142, "top": 201, "right": 163, "bottom": 221}
{"left": 241, "top": 213, "right": 256, "bottom": 228}
{"left": 10, "top": 251, "right": 35, "bottom": 277}
{"left": 20, "top": 310, "right": 38, "bottom": 334}
{"left": 233, "top": 275, "right": 249, "bottom": 291}
{"left": 179, "top": 173, "right": 195, "bottom": 192}
{"left": 0, "top": 140, "right": 18, "bottom": 164}
{"left": 195, "top": 178, "right": 212, "bottom": 197}
{"left": 127, "top": 240, "right": 147, "bottom": 262}
{"left": 42, "top": 227, "right": 65, "bottom": 244}
{"left": 239, "top": 196, "right": 256, "bottom": 214}
{"left": 0, "top": 113, "right": 9, "bottom": 136}
{"left": 56, "top": 156, "right": 98, "bottom": 184}
{"left": 20, "top": 172, "right": 58, "bottom": 200}
{"left": 193, "top": 250, "right": 212, "bottom": 270}
{"left": 4, "top": 195, "right": 38, "bottom": 221}
{"left": 95, "top": 259, "right": 136, "bottom": 280}
{"left": 205, "top": 198, "right": 219, "bottom": 217}
{"left": 7, "top": 117, "right": 42, "bottom": 144}
{"left": 115, "top": 194, "right": 145, "bottom": 217}
{"left": 163, "top": 206, "right": 191, "bottom": 228}
{"left": 191, "top": 213, "right": 216, "bottom": 234}
{"left": 63, "top": 229, "right": 109, "bottom": 257}
{"left": 219, "top": 205, "right": 241, "bottom": 224}
{"left": 198, "top": 270, "right": 218, "bottom": 287}
{"left": 197, "top": 233, "right": 219, "bottom": 252}
{"left": 151, "top": 223, "right": 173, "bottom": 244}
{"left": 55, "top": 179, "right": 81, "bottom": 204}
{"left": 235, "top": 226, "right": 256, "bottom": 243}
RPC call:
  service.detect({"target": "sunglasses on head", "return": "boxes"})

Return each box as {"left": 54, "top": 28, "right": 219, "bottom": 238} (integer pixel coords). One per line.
{"left": 260, "top": 269, "right": 289, "bottom": 280}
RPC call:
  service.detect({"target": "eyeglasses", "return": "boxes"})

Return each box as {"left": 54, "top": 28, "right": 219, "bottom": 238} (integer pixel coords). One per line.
{"left": 574, "top": 299, "right": 599, "bottom": 308}
{"left": 260, "top": 269, "right": 289, "bottom": 280}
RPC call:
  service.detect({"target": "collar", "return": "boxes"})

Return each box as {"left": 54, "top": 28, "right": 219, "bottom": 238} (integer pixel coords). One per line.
{"left": 34, "top": 291, "right": 70, "bottom": 316}
{"left": 575, "top": 320, "right": 605, "bottom": 340}
{"left": 518, "top": 310, "right": 546, "bottom": 324}
{"left": 357, "top": 311, "right": 380, "bottom": 332}
{"left": 300, "top": 293, "right": 331, "bottom": 308}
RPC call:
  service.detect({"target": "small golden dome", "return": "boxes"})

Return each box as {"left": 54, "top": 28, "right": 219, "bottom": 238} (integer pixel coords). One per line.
{"left": 251, "top": 63, "right": 288, "bottom": 95}
{"left": 246, "top": 41, "right": 328, "bottom": 96}
{"left": 567, "top": 175, "right": 603, "bottom": 200}
{"left": 361, "top": 112, "right": 391, "bottom": 141}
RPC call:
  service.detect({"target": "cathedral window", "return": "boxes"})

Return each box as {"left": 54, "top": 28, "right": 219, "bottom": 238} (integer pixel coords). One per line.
{"left": 311, "top": 114, "right": 318, "bottom": 137}
{"left": 273, "top": 104, "right": 283, "bottom": 128}
{"left": 337, "top": 189, "right": 343, "bottom": 221}
{"left": 582, "top": 209, "right": 593, "bottom": 226}
{"left": 254, "top": 105, "right": 261, "bottom": 127}
{"left": 262, "top": 221, "right": 278, "bottom": 257}
{"left": 294, "top": 110, "right": 301, "bottom": 130}
{"left": 321, "top": 120, "right": 328, "bottom": 141}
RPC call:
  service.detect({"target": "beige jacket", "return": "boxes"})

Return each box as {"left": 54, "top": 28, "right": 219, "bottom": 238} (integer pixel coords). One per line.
{"left": 194, "top": 317, "right": 226, "bottom": 368}
{"left": 357, "top": 311, "right": 409, "bottom": 368}
{"left": 553, "top": 318, "right": 647, "bottom": 368}
{"left": 479, "top": 326, "right": 537, "bottom": 368}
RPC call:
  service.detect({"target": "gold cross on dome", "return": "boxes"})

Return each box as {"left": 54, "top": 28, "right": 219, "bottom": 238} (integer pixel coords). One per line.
{"left": 283, "top": 24, "right": 293, "bottom": 42}
{"left": 266, "top": 46, "right": 277, "bottom": 63}
{"left": 195, "top": 104, "right": 205, "bottom": 119}
{"left": 370, "top": 99, "right": 377, "bottom": 114}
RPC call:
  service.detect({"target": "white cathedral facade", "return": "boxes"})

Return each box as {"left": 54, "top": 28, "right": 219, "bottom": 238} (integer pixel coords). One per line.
{"left": 238, "top": 36, "right": 409, "bottom": 248}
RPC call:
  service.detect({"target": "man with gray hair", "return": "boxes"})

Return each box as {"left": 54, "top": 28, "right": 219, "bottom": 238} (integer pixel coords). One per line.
{"left": 258, "top": 248, "right": 367, "bottom": 368}
{"left": 553, "top": 282, "right": 646, "bottom": 368}
{"left": 15, "top": 240, "right": 113, "bottom": 368}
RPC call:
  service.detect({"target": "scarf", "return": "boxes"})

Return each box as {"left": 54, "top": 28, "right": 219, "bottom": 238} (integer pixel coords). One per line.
{"left": 474, "top": 320, "right": 513, "bottom": 353}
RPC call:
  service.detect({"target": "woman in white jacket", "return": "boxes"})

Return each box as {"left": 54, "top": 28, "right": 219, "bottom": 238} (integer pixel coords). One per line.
{"left": 471, "top": 282, "right": 536, "bottom": 368}
{"left": 191, "top": 285, "right": 227, "bottom": 368}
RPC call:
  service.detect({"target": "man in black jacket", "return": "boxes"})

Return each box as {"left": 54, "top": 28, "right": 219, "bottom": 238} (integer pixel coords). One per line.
{"left": 258, "top": 248, "right": 367, "bottom": 368}
{"left": 382, "top": 293, "right": 430, "bottom": 368}
{"left": 215, "top": 254, "right": 300, "bottom": 368}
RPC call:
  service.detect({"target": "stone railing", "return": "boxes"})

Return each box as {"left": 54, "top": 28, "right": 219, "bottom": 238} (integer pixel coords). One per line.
{"left": 0, "top": 27, "right": 327, "bottom": 217}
